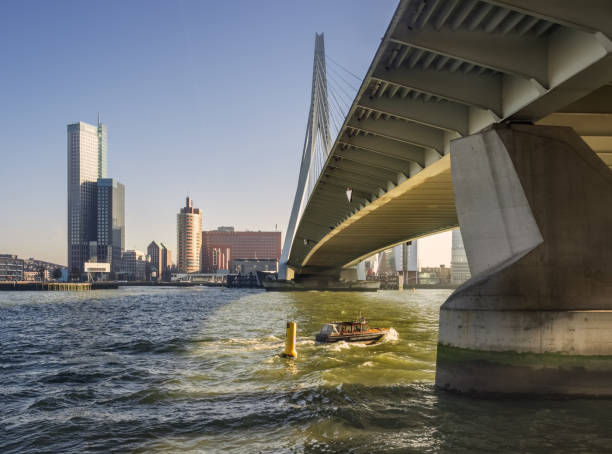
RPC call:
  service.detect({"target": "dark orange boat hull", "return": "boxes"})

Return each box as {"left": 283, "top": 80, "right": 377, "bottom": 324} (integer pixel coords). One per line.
{"left": 315, "top": 329, "right": 388, "bottom": 343}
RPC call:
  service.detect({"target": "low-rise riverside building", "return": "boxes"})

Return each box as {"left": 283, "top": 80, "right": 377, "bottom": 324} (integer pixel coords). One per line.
{"left": 230, "top": 258, "right": 278, "bottom": 274}
{"left": 418, "top": 265, "right": 451, "bottom": 285}
{"left": 120, "top": 250, "right": 149, "bottom": 281}
{"left": 0, "top": 254, "right": 24, "bottom": 281}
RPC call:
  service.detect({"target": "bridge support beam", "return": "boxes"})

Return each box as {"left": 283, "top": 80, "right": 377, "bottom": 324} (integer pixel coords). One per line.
{"left": 436, "top": 123, "right": 612, "bottom": 396}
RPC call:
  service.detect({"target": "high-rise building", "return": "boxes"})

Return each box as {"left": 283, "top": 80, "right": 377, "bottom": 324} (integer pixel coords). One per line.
{"left": 451, "top": 228, "right": 471, "bottom": 285}
{"left": 177, "top": 197, "right": 202, "bottom": 273}
{"left": 97, "top": 120, "right": 107, "bottom": 179}
{"left": 160, "top": 243, "right": 171, "bottom": 279}
{"left": 201, "top": 228, "right": 281, "bottom": 273}
{"left": 147, "top": 241, "right": 162, "bottom": 280}
{"left": 148, "top": 241, "right": 173, "bottom": 280}
{"left": 96, "top": 178, "right": 125, "bottom": 274}
{"left": 67, "top": 120, "right": 107, "bottom": 275}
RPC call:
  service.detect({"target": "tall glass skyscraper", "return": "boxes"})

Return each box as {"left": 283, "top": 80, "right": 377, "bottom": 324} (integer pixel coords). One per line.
{"left": 451, "top": 228, "right": 471, "bottom": 285}
{"left": 96, "top": 178, "right": 125, "bottom": 274}
{"left": 67, "top": 120, "right": 107, "bottom": 275}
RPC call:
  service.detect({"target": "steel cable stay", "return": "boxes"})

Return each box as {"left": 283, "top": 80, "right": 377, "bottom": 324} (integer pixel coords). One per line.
{"left": 312, "top": 57, "right": 332, "bottom": 148}
{"left": 325, "top": 53, "right": 363, "bottom": 83}
{"left": 316, "top": 54, "right": 351, "bottom": 123}
{"left": 312, "top": 59, "right": 341, "bottom": 141}
{"left": 325, "top": 59, "right": 360, "bottom": 105}
{"left": 327, "top": 77, "right": 354, "bottom": 116}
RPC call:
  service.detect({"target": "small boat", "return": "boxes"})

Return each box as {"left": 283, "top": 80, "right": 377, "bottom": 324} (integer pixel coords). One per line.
{"left": 315, "top": 318, "right": 389, "bottom": 344}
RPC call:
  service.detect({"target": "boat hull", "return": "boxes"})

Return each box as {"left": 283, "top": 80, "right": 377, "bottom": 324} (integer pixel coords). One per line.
{"left": 263, "top": 280, "right": 380, "bottom": 292}
{"left": 315, "top": 331, "right": 387, "bottom": 343}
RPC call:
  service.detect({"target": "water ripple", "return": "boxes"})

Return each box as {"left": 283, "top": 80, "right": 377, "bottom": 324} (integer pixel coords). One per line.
{"left": 1, "top": 287, "right": 612, "bottom": 453}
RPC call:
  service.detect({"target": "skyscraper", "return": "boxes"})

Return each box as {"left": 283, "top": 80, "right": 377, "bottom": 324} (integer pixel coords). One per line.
{"left": 177, "top": 197, "right": 202, "bottom": 273}
{"left": 96, "top": 178, "right": 125, "bottom": 274}
{"left": 147, "top": 241, "right": 162, "bottom": 280}
{"left": 147, "top": 241, "right": 172, "bottom": 281}
{"left": 451, "top": 228, "right": 471, "bottom": 285}
{"left": 160, "top": 243, "right": 171, "bottom": 270}
{"left": 161, "top": 243, "right": 172, "bottom": 280}
{"left": 67, "top": 120, "right": 107, "bottom": 275}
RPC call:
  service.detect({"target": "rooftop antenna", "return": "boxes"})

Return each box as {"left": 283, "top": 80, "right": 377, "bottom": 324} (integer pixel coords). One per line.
{"left": 97, "top": 112, "right": 100, "bottom": 126}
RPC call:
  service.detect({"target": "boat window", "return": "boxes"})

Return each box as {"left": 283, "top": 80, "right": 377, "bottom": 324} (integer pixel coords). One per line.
{"left": 321, "top": 324, "right": 333, "bottom": 335}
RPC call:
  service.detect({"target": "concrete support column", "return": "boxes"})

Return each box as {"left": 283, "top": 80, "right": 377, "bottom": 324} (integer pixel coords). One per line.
{"left": 436, "top": 124, "right": 612, "bottom": 396}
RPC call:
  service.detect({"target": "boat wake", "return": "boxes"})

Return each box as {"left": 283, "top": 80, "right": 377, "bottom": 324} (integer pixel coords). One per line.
{"left": 323, "top": 328, "right": 399, "bottom": 351}
{"left": 379, "top": 327, "right": 400, "bottom": 344}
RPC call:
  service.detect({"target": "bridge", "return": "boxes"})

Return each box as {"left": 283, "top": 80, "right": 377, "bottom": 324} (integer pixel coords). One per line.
{"left": 280, "top": 0, "right": 612, "bottom": 396}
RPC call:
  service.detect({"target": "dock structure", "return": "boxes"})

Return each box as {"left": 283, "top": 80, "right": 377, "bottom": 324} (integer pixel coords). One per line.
{"left": 0, "top": 282, "right": 119, "bottom": 291}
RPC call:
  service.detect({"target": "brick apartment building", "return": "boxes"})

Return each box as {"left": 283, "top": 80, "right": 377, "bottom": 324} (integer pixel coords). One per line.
{"left": 201, "top": 227, "right": 281, "bottom": 273}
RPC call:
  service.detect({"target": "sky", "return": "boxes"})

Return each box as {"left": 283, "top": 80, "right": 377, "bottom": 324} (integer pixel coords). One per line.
{"left": 0, "top": 0, "right": 451, "bottom": 268}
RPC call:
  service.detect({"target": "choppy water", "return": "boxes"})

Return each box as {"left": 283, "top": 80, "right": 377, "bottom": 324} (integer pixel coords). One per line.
{"left": 2, "top": 287, "right": 612, "bottom": 453}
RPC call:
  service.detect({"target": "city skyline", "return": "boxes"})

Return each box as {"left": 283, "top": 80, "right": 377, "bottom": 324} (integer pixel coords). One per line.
{"left": 0, "top": 0, "right": 453, "bottom": 268}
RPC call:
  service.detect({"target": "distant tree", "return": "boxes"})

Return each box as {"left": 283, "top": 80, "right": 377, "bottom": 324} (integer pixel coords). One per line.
{"left": 52, "top": 268, "right": 62, "bottom": 280}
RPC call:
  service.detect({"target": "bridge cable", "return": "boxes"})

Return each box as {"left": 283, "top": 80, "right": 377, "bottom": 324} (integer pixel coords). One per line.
{"left": 325, "top": 53, "right": 363, "bottom": 83}
{"left": 305, "top": 53, "right": 363, "bottom": 206}
{"left": 312, "top": 60, "right": 341, "bottom": 142}
{"left": 318, "top": 56, "right": 357, "bottom": 131}
{"left": 313, "top": 57, "right": 345, "bottom": 137}
{"left": 326, "top": 75, "right": 356, "bottom": 113}
{"left": 326, "top": 59, "right": 360, "bottom": 96}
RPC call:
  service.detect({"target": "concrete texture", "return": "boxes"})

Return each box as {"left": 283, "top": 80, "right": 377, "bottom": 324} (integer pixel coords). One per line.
{"left": 439, "top": 310, "right": 612, "bottom": 355}
{"left": 436, "top": 344, "right": 612, "bottom": 396}
{"left": 436, "top": 124, "right": 612, "bottom": 395}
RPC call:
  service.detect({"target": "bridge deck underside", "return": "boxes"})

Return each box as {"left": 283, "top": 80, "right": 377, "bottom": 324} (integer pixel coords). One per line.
{"left": 302, "top": 155, "right": 456, "bottom": 270}
{"left": 286, "top": 0, "right": 612, "bottom": 275}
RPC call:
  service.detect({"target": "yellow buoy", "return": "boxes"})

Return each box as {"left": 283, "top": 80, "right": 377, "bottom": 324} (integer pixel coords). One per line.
{"left": 283, "top": 321, "right": 298, "bottom": 358}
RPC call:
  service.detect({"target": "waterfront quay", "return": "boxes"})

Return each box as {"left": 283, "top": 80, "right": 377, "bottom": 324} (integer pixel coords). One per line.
{"left": 0, "top": 281, "right": 225, "bottom": 291}
{"left": 0, "top": 282, "right": 117, "bottom": 291}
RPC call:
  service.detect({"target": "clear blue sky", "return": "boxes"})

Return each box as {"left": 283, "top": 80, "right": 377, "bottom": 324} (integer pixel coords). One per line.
{"left": 0, "top": 0, "right": 450, "bottom": 267}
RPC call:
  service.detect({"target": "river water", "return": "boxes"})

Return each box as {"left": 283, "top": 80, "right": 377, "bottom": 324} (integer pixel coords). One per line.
{"left": 1, "top": 287, "right": 611, "bottom": 453}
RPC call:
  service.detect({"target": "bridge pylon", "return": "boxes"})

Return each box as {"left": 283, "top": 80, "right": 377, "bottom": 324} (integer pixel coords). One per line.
{"left": 279, "top": 33, "right": 331, "bottom": 280}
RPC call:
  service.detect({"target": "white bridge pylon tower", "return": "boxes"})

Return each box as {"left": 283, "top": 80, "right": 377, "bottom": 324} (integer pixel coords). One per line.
{"left": 279, "top": 33, "right": 331, "bottom": 279}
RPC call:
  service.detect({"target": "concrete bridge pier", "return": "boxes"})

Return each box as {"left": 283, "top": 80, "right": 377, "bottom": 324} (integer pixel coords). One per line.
{"left": 436, "top": 124, "right": 612, "bottom": 396}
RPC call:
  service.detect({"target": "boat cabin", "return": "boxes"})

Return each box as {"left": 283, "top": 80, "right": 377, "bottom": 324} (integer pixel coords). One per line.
{"left": 316, "top": 318, "right": 386, "bottom": 343}
{"left": 322, "top": 320, "right": 370, "bottom": 336}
